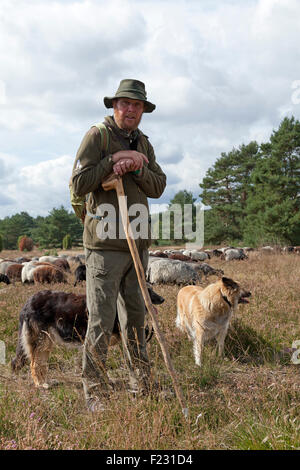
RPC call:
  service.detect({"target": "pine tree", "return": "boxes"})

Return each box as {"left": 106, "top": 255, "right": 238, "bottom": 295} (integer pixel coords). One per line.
{"left": 200, "top": 142, "right": 260, "bottom": 244}
{"left": 244, "top": 117, "right": 300, "bottom": 245}
{"left": 0, "top": 212, "right": 35, "bottom": 249}
{"left": 32, "top": 206, "right": 82, "bottom": 248}
{"left": 167, "top": 190, "right": 197, "bottom": 244}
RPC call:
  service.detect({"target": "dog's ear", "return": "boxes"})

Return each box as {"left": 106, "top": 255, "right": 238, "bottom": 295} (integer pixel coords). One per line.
{"left": 222, "top": 277, "right": 239, "bottom": 290}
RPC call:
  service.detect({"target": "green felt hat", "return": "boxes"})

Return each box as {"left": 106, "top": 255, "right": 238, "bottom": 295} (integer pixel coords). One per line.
{"left": 104, "top": 79, "right": 156, "bottom": 113}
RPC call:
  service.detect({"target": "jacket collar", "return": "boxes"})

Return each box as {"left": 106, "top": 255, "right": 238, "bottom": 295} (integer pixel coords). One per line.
{"left": 104, "top": 115, "right": 140, "bottom": 141}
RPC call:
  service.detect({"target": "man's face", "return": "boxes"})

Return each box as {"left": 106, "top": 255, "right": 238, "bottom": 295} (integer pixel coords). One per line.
{"left": 113, "top": 98, "right": 144, "bottom": 132}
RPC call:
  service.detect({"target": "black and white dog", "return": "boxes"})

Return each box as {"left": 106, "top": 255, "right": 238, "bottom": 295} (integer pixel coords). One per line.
{"left": 11, "top": 286, "right": 164, "bottom": 388}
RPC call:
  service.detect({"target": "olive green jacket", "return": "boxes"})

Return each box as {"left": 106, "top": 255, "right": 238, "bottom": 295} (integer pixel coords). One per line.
{"left": 71, "top": 116, "right": 166, "bottom": 251}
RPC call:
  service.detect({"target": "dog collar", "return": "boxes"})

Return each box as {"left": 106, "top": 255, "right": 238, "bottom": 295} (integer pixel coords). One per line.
{"left": 222, "top": 294, "right": 232, "bottom": 308}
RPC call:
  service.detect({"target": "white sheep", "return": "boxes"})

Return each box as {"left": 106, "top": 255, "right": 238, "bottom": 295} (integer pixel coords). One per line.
{"left": 224, "top": 248, "right": 247, "bottom": 261}
{"left": 0, "top": 261, "right": 17, "bottom": 275}
{"left": 39, "top": 255, "right": 60, "bottom": 263}
{"left": 21, "top": 261, "right": 39, "bottom": 283}
{"left": 146, "top": 258, "right": 199, "bottom": 285}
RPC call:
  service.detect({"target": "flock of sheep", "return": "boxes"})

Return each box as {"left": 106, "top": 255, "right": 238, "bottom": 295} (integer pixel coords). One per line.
{"left": 0, "top": 255, "right": 84, "bottom": 285}
{"left": 0, "top": 244, "right": 298, "bottom": 287}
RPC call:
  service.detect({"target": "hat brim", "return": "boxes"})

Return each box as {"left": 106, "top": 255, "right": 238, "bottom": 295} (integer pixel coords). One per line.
{"left": 103, "top": 95, "right": 156, "bottom": 113}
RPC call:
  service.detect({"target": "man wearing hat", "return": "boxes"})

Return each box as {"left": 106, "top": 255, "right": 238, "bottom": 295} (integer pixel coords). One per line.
{"left": 71, "top": 79, "right": 166, "bottom": 411}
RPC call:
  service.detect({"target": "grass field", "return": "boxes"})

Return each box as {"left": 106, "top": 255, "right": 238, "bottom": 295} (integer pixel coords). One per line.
{"left": 0, "top": 248, "right": 299, "bottom": 450}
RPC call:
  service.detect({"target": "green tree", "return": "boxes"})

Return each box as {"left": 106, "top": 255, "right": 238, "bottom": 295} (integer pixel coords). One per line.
{"left": 200, "top": 142, "right": 260, "bottom": 244}
{"left": 62, "top": 233, "right": 72, "bottom": 250}
{"left": 32, "top": 206, "right": 82, "bottom": 248}
{"left": 166, "top": 190, "right": 197, "bottom": 244}
{"left": 244, "top": 117, "right": 300, "bottom": 245}
{"left": 0, "top": 212, "right": 36, "bottom": 249}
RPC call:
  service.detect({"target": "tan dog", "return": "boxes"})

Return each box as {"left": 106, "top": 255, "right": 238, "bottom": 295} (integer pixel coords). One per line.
{"left": 176, "top": 277, "right": 251, "bottom": 366}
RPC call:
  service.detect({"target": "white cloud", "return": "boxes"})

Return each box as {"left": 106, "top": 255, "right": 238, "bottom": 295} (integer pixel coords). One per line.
{"left": 0, "top": 0, "right": 300, "bottom": 217}
{"left": 0, "top": 154, "right": 73, "bottom": 218}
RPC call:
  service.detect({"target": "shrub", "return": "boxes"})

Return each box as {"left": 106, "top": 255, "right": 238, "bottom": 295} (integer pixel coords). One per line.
{"left": 62, "top": 234, "right": 72, "bottom": 250}
{"left": 18, "top": 236, "right": 34, "bottom": 252}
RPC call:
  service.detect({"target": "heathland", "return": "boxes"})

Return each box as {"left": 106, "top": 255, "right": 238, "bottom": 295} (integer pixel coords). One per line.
{"left": 0, "top": 247, "right": 299, "bottom": 450}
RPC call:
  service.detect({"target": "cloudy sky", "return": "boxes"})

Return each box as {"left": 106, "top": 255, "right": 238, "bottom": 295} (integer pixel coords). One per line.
{"left": 0, "top": 0, "right": 300, "bottom": 218}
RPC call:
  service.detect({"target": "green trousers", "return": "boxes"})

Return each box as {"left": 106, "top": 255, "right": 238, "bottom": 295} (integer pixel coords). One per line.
{"left": 82, "top": 248, "right": 150, "bottom": 399}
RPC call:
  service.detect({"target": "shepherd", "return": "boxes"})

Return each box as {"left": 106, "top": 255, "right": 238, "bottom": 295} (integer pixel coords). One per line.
{"left": 71, "top": 79, "right": 166, "bottom": 412}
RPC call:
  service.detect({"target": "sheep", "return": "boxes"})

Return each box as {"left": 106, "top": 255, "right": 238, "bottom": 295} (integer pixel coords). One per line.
{"left": 150, "top": 250, "right": 169, "bottom": 258}
{"left": 224, "top": 248, "right": 248, "bottom": 261}
{"left": 261, "top": 246, "right": 274, "bottom": 253}
{"left": 190, "top": 262, "right": 224, "bottom": 280}
{"left": 33, "top": 265, "right": 66, "bottom": 284}
{"left": 0, "top": 274, "right": 10, "bottom": 285}
{"left": 0, "top": 261, "right": 17, "bottom": 275}
{"left": 38, "top": 255, "right": 60, "bottom": 263}
{"left": 146, "top": 258, "right": 199, "bottom": 285}
{"left": 282, "top": 246, "right": 294, "bottom": 253}
{"left": 190, "top": 250, "right": 210, "bottom": 261}
{"left": 212, "top": 249, "right": 223, "bottom": 257}
{"left": 15, "top": 257, "right": 32, "bottom": 263}
{"left": 168, "top": 253, "right": 192, "bottom": 262}
{"left": 74, "top": 263, "right": 86, "bottom": 286}
{"left": 66, "top": 255, "right": 82, "bottom": 264}
{"left": 22, "top": 261, "right": 58, "bottom": 283}
{"left": 21, "top": 261, "right": 39, "bottom": 283}
{"left": 182, "top": 250, "right": 209, "bottom": 261}
{"left": 52, "top": 258, "right": 71, "bottom": 272}
{"left": 6, "top": 263, "right": 24, "bottom": 282}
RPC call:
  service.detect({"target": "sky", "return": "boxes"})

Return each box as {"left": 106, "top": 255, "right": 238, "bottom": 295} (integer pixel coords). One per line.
{"left": 0, "top": 0, "right": 300, "bottom": 218}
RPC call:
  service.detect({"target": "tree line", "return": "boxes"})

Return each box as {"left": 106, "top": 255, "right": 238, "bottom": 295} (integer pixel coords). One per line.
{"left": 0, "top": 116, "right": 299, "bottom": 250}
{"left": 0, "top": 207, "right": 83, "bottom": 250}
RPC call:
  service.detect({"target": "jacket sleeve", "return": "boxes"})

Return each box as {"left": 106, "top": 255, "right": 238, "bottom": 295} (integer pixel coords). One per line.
{"left": 71, "top": 127, "right": 114, "bottom": 197}
{"left": 132, "top": 139, "right": 166, "bottom": 199}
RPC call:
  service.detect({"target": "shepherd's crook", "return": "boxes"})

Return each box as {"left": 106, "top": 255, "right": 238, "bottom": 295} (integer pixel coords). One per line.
{"left": 102, "top": 173, "right": 188, "bottom": 418}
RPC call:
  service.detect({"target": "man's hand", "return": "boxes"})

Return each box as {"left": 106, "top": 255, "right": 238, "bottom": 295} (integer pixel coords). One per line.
{"left": 112, "top": 150, "right": 148, "bottom": 176}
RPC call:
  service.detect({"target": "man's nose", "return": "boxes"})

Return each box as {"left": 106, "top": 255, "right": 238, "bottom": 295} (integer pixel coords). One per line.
{"left": 127, "top": 102, "right": 136, "bottom": 112}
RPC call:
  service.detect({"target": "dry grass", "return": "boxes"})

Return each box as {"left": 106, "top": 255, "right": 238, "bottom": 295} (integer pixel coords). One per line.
{"left": 0, "top": 248, "right": 299, "bottom": 450}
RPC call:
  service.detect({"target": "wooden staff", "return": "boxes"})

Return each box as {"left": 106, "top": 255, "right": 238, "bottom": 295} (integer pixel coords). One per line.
{"left": 102, "top": 173, "right": 188, "bottom": 417}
